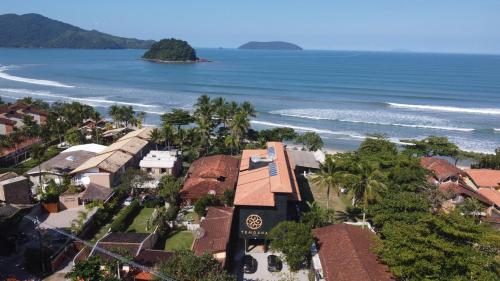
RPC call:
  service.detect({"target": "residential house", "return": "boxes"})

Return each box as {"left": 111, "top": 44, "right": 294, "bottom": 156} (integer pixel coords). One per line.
{"left": 70, "top": 150, "right": 133, "bottom": 188}
{"left": 312, "top": 224, "right": 394, "bottom": 281}
{"left": 287, "top": 149, "right": 323, "bottom": 176}
{"left": 80, "top": 183, "right": 114, "bottom": 205}
{"left": 420, "top": 157, "right": 462, "bottom": 184}
{"left": 118, "top": 127, "right": 154, "bottom": 142}
{"left": 0, "top": 117, "right": 16, "bottom": 135}
{"left": 180, "top": 155, "right": 239, "bottom": 205}
{"left": 234, "top": 142, "right": 301, "bottom": 250}
{"left": 86, "top": 232, "right": 157, "bottom": 263}
{"left": 192, "top": 207, "right": 234, "bottom": 266}
{"left": 139, "top": 150, "right": 181, "bottom": 177}
{"left": 26, "top": 144, "right": 106, "bottom": 188}
{"left": 125, "top": 249, "right": 173, "bottom": 281}
{"left": 0, "top": 173, "right": 31, "bottom": 204}
{"left": 100, "top": 136, "right": 150, "bottom": 166}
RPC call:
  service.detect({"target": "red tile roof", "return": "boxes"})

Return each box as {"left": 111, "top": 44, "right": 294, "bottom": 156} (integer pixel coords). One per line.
{"left": 420, "top": 157, "right": 462, "bottom": 181}
{"left": 477, "top": 188, "right": 500, "bottom": 206}
{"left": 181, "top": 155, "right": 239, "bottom": 200}
{"left": 464, "top": 169, "right": 500, "bottom": 188}
{"left": 313, "top": 224, "right": 394, "bottom": 281}
{"left": 192, "top": 207, "right": 234, "bottom": 257}
{"left": 0, "top": 117, "right": 16, "bottom": 126}
{"left": 234, "top": 142, "right": 301, "bottom": 207}
{"left": 439, "top": 181, "right": 494, "bottom": 206}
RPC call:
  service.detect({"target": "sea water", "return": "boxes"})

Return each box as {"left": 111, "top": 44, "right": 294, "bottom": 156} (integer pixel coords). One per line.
{"left": 0, "top": 48, "right": 499, "bottom": 153}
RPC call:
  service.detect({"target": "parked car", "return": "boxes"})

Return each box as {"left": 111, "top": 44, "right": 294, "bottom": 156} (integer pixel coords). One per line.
{"left": 123, "top": 196, "right": 133, "bottom": 206}
{"left": 267, "top": 255, "right": 283, "bottom": 272}
{"left": 243, "top": 255, "right": 258, "bottom": 274}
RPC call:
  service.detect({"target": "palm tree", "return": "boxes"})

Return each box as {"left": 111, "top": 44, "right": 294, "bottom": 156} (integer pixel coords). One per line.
{"left": 162, "top": 124, "right": 174, "bottom": 150}
{"left": 136, "top": 111, "right": 146, "bottom": 128}
{"left": 347, "top": 162, "right": 387, "bottom": 226}
{"left": 149, "top": 128, "right": 162, "bottom": 150}
{"left": 90, "top": 111, "right": 102, "bottom": 143}
{"left": 196, "top": 117, "right": 212, "bottom": 155}
{"left": 310, "top": 155, "right": 347, "bottom": 210}
{"left": 335, "top": 206, "right": 363, "bottom": 223}
{"left": 109, "top": 105, "right": 121, "bottom": 127}
{"left": 227, "top": 110, "right": 250, "bottom": 154}
{"left": 31, "top": 144, "right": 45, "bottom": 191}
{"left": 240, "top": 101, "right": 257, "bottom": 117}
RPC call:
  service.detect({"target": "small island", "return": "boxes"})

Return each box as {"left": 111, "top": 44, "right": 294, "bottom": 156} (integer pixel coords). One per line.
{"left": 238, "top": 41, "right": 303, "bottom": 50}
{"left": 142, "top": 38, "right": 200, "bottom": 63}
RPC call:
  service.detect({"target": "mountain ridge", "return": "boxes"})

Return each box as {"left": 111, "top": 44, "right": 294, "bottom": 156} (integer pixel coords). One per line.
{"left": 0, "top": 13, "right": 155, "bottom": 49}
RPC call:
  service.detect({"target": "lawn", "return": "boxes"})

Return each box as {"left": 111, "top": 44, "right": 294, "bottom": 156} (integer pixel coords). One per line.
{"left": 304, "top": 176, "right": 352, "bottom": 212}
{"left": 127, "top": 208, "right": 155, "bottom": 233}
{"left": 164, "top": 230, "right": 194, "bottom": 251}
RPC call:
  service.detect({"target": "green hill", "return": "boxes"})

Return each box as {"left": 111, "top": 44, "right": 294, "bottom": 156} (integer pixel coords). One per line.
{"left": 238, "top": 41, "right": 303, "bottom": 50}
{"left": 0, "top": 13, "right": 154, "bottom": 49}
{"left": 142, "top": 38, "right": 198, "bottom": 62}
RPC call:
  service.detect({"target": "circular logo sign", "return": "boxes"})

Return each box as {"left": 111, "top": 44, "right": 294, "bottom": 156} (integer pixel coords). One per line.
{"left": 246, "top": 214, "right": 263, "bottom": 230}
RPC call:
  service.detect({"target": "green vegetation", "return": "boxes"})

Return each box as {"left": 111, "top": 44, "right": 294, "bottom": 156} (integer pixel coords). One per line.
{"left": 109, "top": 200, "right": 141, "bottom": 232}
{"left": 158, "top": 250, "right": 235, "bottom": 281}
{"left": 108, "top": 105, "right": 146, "bottom": 128}
{"left": 126, "top": 207, "right": 155, "bottom": 233}
{"left": 295, "top": 132, "right": 324, "bottom": 151}
{"left": 164, "top": 230, "right": 194, "bottom": 251}
{"left": 194, "top": 194, "right": 220, "bottom": 217}
{"left": 65, "top": 256, "right": 119, "bottom": 281}
{"left": 268, "top": 221, "right": 315, "bottom": 271}
{"left": 142, "top": 38, "right": 198, "bottom": 62}
{"left": 305, "top": 135, "right": 500, "bottom": 280}
{"left": 0, "top": 13, "right": 154, "bottom": 49}
{"left": 473, "top": 148, "right": 500, "bottom": 169}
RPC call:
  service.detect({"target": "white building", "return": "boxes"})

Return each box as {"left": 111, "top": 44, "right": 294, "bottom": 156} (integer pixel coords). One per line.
{"left": 139, "top": 150, "right": 181, "bottom": 177}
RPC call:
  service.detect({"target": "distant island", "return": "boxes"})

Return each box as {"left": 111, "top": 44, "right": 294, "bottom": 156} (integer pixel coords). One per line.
{"left": 142, "top": 38, "right": 201, "bottom": 63}
{"left": 238, "top": 41, "right": 303, "bottom": 50}
{"left": 0, "top": 13, "right": 154, "bottom": 49}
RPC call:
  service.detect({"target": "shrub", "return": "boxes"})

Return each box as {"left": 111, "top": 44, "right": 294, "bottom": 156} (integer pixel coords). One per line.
{"left": 194, "top": 194, "right": 219, "bottom": 217}
{"left": 110, "top": 201, "right": 141, "bottom": 232}
{"left": 166, "top": 205, "right": 180, "bottom": 221}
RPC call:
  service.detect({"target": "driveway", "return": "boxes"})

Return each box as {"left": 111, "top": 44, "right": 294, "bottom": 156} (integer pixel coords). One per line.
{"left": 234, "top": 246, "right": 309, "bottom": 281}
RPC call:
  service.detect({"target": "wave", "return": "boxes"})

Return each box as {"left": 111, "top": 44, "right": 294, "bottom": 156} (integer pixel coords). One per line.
{"left": 0, "top": 88, "right": 160, "bottom": 109}
{"left": 494, "top": 129, "right": 500, "bottom": 133}
{"left": 250, "top": 120, "right": 365, "bottom": 139}
{"left": 0, "top": 66, "right": 75, "bottom": 88}
{"left": 387, "top": 102, "right": 500, "bottom": 115}
{"left": 270, "top": 109, "right": 475, "bottom": 132}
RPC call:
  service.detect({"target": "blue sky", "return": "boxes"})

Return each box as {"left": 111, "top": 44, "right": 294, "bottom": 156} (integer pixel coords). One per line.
{"left": 2, "top": 0, "right": 499, "bottom": 53}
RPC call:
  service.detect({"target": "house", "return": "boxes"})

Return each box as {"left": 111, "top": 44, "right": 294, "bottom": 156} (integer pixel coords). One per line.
{"left": 139, "top": 150, "right": 181, "bottom": 177}
{"left": 312, "top": 224, "right": 394, "bottom": 281}
{"left": 25, "top": 145, "right": 105, "bottom": 188}
{"left": 420, "top": 157, "right": 462, "bottom": 184}
{"left": 80, "top": 183, "right": 114, "bottom": 204}
{"left": 180, "top": 155, "right": 239, "bottom": 204}
{"left": 101, "top": 127, "right": 129, "bottom": 142}
{"left": 192, "top": 207, "right": 234, "bottom": 266}
{"left": 100, "top": 136, "right": 150, "bottom": 165}
{"left": 287, "top": 149, "right": 323, "bottom": 175}
{"left": 118, "top": 127, "right": 154, "bottom": 142}
{"left": 0, "top": 173, "right": 31, "bottom": 204}
{"left": 126, "top": 249, "right": 173, "bottom": 281}
{"left": 463, "top": 169, "right": 500, "bottom": 190}
{"left": 0, "top": 117, "right": 16, "bottom": 135}
{"left": 70, "top": 150, "right": 133, "bottom": 188}
{"left": 87, "top": 232, "right": 156, "bottom": 263}
{"left": 234, "top": 142, "right": 301, "bottom": 250}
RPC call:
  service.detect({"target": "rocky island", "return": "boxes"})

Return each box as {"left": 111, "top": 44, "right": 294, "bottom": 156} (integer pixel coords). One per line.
{"left": 238, "top": 41, "right": 303, "bottom": 50}
{"left": 142, "top": 38, "right": 203, "bottom": 63}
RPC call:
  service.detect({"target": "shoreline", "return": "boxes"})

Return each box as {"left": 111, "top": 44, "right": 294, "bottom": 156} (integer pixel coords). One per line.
{"left": 141, "top": 58, "right": 212, "bottom": 64}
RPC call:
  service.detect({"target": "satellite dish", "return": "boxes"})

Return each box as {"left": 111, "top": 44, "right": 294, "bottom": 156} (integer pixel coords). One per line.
{"left": 195, "top": 227, "right": 206, "bottom": 239}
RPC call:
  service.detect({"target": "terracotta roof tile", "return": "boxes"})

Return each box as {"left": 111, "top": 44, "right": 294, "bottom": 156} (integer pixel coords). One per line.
{"left": 234, "top": 142, "right": 300, "bottom": 207}
{"left": 464, "top": 169, "right": 500, "bottom": 188}
{"left": 477, "top": 188, "right": 500, "bottom": 206}
{"left": 439, "top": 182, "right": 494, "bottom": 206}
{"left": 181, "top": 155, "right": 239, "bottom": 200}
{"left": 313, "top": 224, "right": 394, "bottom": 281}
{"left": 420, "top": 157, "right": 462, "bottom": 181}
{"left": 192, "top": 207, "right": 234, "bottom": 256}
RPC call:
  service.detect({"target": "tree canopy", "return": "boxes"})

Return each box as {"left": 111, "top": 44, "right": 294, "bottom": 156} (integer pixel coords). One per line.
{"left": 142, "top": 38, "right": 198, "bottom": 62}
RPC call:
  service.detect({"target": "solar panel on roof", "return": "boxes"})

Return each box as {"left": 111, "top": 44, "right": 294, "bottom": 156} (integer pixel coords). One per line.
{"left": 267, "top": 147, "right": 276, "bottom": 158}
{"left": 268, "top": 162, "right": 278, "bottom": 176}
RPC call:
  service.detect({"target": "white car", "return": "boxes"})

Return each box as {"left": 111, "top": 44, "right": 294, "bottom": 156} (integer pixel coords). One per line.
{"left": 123, "top": 196, "right": 133, "bottom": 206}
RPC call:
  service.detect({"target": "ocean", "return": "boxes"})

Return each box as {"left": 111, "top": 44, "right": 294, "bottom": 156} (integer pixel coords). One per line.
{"left": 0, "top": 48, "right": 499, "bottom": 153}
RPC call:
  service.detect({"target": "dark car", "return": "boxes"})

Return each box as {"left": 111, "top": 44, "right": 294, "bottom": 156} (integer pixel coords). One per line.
{"left": 243, "top": 255, "right": 258, "bottom": 274}
{"left": 267, "top": 255, "right": 283, "bottom": 272}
